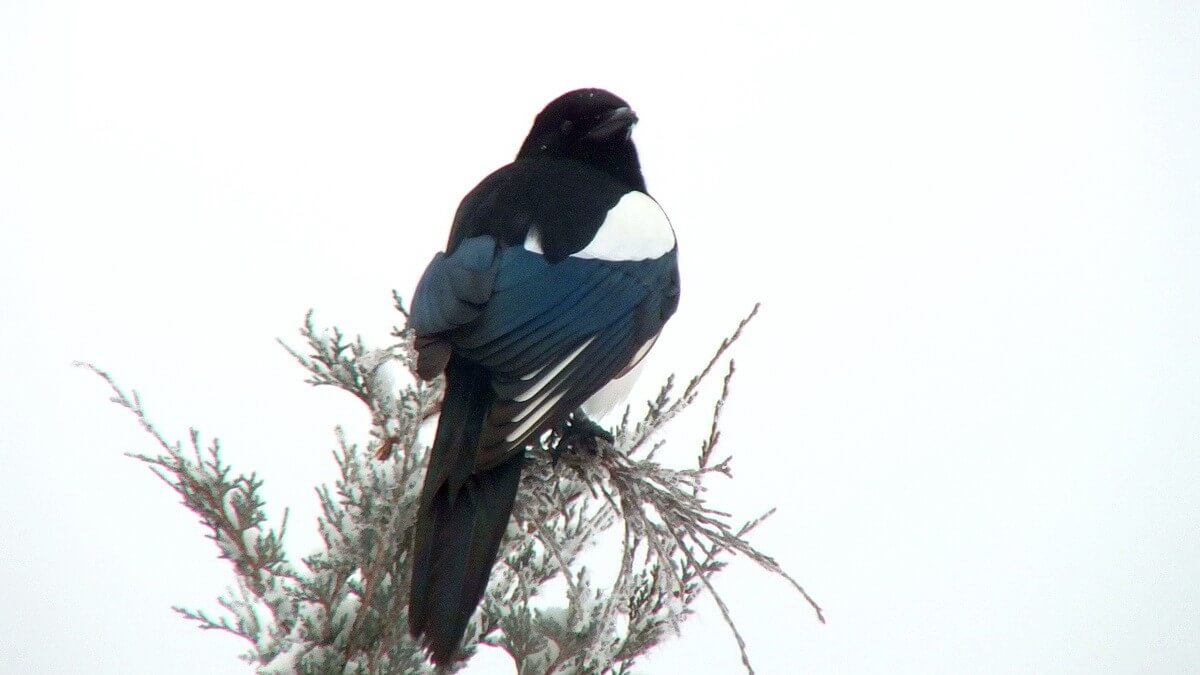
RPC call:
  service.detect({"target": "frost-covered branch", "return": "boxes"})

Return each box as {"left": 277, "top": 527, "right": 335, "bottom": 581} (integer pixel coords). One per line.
{"left": 77, "top": 363, "right": 299, "bottom": 661}
{"left": 85, "top": 297, "right": 820, "bottom": 674}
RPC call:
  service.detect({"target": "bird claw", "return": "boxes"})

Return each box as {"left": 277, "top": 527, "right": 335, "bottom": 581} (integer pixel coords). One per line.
{"left": 551, "top": 409, "right": 614, "bottom": 464}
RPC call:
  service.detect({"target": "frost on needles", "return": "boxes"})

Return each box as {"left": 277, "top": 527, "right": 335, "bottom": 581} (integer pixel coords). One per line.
{"left": 83, "top": 296, "right": 822, "bottom": 674}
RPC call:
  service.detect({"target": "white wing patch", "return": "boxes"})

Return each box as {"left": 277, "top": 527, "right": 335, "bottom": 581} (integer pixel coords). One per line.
{"left": 514, "top": 337, "right": 594, "bottom": 402}
{"left": 574, "top": 192, "right": 675, "bottom": 261}
{"left": 523, "top": 191, "right": 675, "bottom": 261}
{"left": 504, "top": 337, "right": 595, "bottom": 443}
{"left": 506, "top": 391, "right": 567, "bottom": 443}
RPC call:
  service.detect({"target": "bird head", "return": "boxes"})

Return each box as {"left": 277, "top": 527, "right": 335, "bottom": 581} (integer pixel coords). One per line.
{"left": 517, "top": 88, "right": 645, "bottom": 190}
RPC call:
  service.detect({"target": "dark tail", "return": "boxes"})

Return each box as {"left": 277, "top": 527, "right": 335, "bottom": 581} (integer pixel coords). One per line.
{"left": 408, "top": 357, "right": 524, "bottom": 665}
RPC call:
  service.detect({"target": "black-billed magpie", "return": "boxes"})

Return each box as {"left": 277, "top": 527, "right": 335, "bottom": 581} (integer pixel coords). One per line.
{"left": 406, "top": 88, "right": 680, "bottom": 665}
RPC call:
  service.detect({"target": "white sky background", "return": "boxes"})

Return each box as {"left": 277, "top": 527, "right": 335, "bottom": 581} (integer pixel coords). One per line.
{"left": 2, "top": 1, "right": 1198, "bottom": 673}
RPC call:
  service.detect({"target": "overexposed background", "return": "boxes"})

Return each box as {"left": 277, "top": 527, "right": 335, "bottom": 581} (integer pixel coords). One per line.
{"left": 2, "top": 1, "right": 1198, "bottom": 673}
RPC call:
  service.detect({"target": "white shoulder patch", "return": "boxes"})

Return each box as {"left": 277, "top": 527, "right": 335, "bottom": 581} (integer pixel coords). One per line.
{"left": 575, "top": 192, "right": 675, "bottom": 261}
{"left": 524, "top": 229, "right": 545, "bottom": 254}
{"left": 522, "top": 191, "right": 675, "bottom": 261}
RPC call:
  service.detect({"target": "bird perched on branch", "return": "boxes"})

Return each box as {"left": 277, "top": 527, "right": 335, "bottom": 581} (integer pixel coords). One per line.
{"left": 406, "top": 88, "right": 680, "bottom": 665}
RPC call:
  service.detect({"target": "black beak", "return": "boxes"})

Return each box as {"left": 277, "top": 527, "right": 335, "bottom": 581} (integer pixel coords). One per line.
{"left": 585, "top": 106, "right": 638, "bottom": 140}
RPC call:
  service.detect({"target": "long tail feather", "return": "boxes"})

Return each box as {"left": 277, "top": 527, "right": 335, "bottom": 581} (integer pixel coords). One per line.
{"left": 408, "top": 357, "right": 523, "bottom": 665}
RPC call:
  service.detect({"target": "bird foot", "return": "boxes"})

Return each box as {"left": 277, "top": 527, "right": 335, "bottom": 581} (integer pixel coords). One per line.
{"left": 551, "top": 409, "right": 614, "bottom": 463}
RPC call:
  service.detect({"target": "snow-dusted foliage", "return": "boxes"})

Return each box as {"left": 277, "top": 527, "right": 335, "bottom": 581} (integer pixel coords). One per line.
{"left": 85, "top": 296, "right": 822, "bottom": 674}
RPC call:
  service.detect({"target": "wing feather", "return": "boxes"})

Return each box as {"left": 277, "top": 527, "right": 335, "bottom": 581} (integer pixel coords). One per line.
{"left": 411, "top": 233, "right": 678, "bottom": 472}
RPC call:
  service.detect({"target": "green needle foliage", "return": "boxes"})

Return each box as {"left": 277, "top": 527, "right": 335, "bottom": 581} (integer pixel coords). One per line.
{"left": 84, "top": 297, "right": 821, "bottom": 674}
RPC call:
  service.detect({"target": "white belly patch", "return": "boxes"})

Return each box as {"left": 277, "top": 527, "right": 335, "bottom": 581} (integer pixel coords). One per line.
{"left": 581, "top": 336, "right": 658, "bottom": 420}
